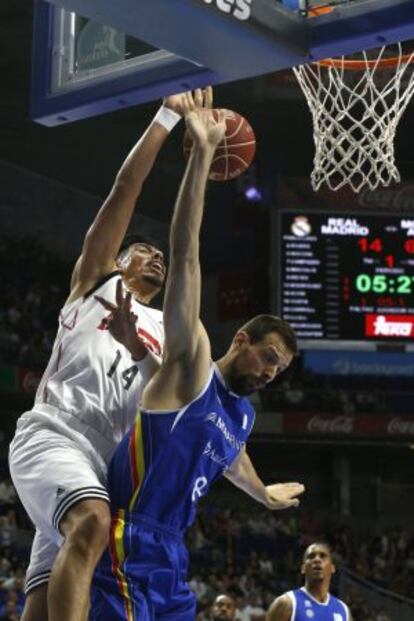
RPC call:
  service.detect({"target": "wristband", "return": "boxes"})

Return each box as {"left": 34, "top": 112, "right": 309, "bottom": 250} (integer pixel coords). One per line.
{"left": 153, "top": 106, "right": 182, "bottom": 132}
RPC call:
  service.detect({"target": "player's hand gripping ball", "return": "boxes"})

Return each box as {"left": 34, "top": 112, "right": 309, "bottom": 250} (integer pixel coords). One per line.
{"left": 184, "top": 109, "right": 256, "bottom": 181}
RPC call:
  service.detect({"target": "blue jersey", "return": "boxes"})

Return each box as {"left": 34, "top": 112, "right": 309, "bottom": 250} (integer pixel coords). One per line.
{"left": 289, "top": 588, "right": 350, "bottom": 621}
{"left": 107, "top": 364, "right": 256, "bottom": 532}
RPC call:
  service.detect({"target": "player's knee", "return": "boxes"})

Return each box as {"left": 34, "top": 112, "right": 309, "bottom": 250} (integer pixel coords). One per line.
{"left": 68, "top": 511, "right": 110, "bottom": 557}
{"left": 61, "top": 501, "right": 110, "bottom": 555}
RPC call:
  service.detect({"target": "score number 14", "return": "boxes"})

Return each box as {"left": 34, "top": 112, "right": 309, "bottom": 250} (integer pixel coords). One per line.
{"left": 358, "top": 237, "right": 414, "bottom": 268}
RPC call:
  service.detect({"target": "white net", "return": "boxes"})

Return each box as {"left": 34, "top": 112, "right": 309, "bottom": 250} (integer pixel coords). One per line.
{"left": 294, "top": 43, "right": 414, "bottom": 193}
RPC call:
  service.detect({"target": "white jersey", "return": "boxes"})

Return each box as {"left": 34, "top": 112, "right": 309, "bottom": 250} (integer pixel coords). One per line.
{"left": 32, "top": 272, "right": 164, "bottom": 464}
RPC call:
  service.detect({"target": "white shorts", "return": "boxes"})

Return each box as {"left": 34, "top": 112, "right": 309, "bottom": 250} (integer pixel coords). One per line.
{"left": 25, "top": 530, "right": 59, "bottom": 594}
{"left": 9, "top": 410, "right": 110, "bottom": 594}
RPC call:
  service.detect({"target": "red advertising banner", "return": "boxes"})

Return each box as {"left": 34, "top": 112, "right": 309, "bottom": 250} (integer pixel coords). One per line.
{"left": 283, "top": 413, "right": 414, "bottom": 438}
{"left": 365, "top": 314, "right": 414, "bottom": 339}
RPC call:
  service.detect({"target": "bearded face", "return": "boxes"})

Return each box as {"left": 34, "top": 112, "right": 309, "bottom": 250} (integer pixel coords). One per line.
{"left": 224, "top": 332, "right": 293, "bottom": 396}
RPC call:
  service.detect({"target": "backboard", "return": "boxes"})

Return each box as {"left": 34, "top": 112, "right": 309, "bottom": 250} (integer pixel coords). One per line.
{"left": 32, "top": 0, "right": 414, "bottom": 126}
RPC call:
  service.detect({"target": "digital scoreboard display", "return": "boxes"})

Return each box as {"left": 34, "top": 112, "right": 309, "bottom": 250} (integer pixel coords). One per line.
{"left": 278, "top": 211, "right": 414, "bottom": 346}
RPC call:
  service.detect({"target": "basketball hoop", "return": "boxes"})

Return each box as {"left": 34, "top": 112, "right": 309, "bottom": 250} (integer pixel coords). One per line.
{"left": 294, "top": 7, "right": 414, "bottom": 192}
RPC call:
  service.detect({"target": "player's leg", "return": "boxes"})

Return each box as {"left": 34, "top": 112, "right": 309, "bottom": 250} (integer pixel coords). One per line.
{"left": 9, "top": 417, "right": 110, "bottom": 621}
{"left": 21, "top": 585, "right": 48, "bottom": 621}
{"left": 48, "top": 498, "right": 111, "bottom": 621}
{"left": 20, "top": 529, "right": 59, "bottom": 621}
{"left": 157, "top": 592, "right": 196, "bottom": 621}
{"left": 153, "top": 578, "right": 196, "bottom": 621}
{"left": 158, "top": 572, "right": 196, "bottom": 621}
{"left": 147, "top": 532, "right": 196, "bottom": 621}
{"left": 90, "top": 517, "right": 159, "bottom": 621}
{"left": 91, "top": 548, "right": 153, "bottom": 621}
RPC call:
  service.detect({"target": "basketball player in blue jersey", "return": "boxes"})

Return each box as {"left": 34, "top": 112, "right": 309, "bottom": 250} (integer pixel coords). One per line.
{"left": 266, "top": 543, "right": 352, "bottom": 621}
{"left": 90, "top": 88, "right": 304, "bottom": 621}
{"left": 9, "top": 93, "right": 189, "bottom": 621}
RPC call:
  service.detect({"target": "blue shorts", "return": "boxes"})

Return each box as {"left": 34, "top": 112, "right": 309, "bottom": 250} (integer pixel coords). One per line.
{"left": 90, "top": 513, "right": 196, "bottom": 621}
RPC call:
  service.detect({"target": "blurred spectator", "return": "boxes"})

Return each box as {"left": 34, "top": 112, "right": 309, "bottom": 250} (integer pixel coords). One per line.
{"left": 211, "top": 594, "right": 237, "bottom": 621}
{"left": 0, "top": 481, "right": 16, "bottom": 512}
{"left": 258, "top": 552, "right": 273, "bottom": 576}
{"left": 238, "top": 594, "right": 265, "bottom": 621}
{"left": 0, "top": 599, "right": 19, "bottom": 621}
{"left": 0, "top": 236, "right": 69, "bottom": 369}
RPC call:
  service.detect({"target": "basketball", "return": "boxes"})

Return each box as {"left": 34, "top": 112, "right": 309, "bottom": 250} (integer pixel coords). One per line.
{"left": 183, "top": 109, "right": 256, "bottom": 181}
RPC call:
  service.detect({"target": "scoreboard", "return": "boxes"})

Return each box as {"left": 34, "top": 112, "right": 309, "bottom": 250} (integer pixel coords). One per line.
{"left": 277, "top": 211, "right": 414, "bottom": 347}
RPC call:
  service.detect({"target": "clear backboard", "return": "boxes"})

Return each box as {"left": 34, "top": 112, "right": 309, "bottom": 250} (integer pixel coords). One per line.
{"left": 32, "top": 0, "right": 414, "bottom": 126}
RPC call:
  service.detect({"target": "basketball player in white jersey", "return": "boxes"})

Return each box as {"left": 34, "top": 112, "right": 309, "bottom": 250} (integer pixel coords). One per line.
{"left": 9, "top": 93, "right": 188, "bottom": 621}
{"left": 266, "top": 542, "right": 352, "bottom": 621}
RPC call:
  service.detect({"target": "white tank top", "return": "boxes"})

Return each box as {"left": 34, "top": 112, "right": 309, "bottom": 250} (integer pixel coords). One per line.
{"left": 32, "top": 272, "right": 164, "bottom": 465}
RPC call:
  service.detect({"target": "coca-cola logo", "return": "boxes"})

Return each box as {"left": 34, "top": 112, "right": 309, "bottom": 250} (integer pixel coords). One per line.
{"left": 387, "top": 417, "right": 414, "bottom": 436}
{"left": 307, "top": 415, "right": 354, "bottom": 434}
{"left": 359, "top": 186, "right": 414, "bottom": 210}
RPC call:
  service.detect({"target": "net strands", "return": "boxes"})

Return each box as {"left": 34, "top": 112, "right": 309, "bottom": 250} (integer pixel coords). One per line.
{"left": 293, "top": 44, "right": 414, "bottom": 193}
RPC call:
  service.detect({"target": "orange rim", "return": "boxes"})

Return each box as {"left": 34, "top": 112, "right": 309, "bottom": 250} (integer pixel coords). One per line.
{"left": 308, "top": 4, "right": 414, "bottom": 71}
{"left": 308, "top": 6, "right": 333, "bottom": 17}
{"left": 316, "top": 54, "right": 414, "bottom": 71}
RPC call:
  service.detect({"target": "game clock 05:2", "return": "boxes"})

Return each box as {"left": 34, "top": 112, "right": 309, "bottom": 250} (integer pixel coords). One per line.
{"left": 278, "top": 211, "right": 414, "bottom": 345}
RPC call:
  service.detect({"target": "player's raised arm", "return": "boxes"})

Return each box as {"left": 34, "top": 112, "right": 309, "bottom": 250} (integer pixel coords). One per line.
{"left": 164, "top": 91, "right": 225, "bottom": 359}
{"left": 68, "top": 95, "right": 186, "bottom": 303}
{"left": 143, "top": 89, "right": 226, "bottom": 410}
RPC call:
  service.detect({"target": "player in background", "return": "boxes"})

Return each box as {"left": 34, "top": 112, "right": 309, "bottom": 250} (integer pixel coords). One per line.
{"left": 9, "top": 94, "right": 188, "bottom": 621}
{"left": 266, "top": 542, "right": 352, "bottom": 621}
{"left": 90, "top": 88, "right": 304, "bottom": 621}
{"left": 211, "top": 595, "right": 237, "bottom": 621}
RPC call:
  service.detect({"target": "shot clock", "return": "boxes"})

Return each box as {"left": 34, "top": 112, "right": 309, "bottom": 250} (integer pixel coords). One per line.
{"left": 278, "top": 211, "right": 414, "bottom": 345}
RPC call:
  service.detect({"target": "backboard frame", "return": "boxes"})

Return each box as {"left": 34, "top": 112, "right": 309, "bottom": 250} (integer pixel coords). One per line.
{"left": 31, "top": 0, "right": 220, "bottom": 125}
{"left": 32, "top": 0, "right": 414, "bottom": 126}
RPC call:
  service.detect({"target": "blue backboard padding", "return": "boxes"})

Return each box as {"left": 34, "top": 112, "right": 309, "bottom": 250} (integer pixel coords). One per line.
{"left": 32, "top": 0, "right": 414, "bottom": 125}
{"left": 31, "top": 1, "right": 223, "bottom": 125}
{"left": 43, "top": 0, "right": 308, "bottom": 79}
{"left": 309, "top": 0, "right": 414, "bottom": 60}
{"left": 281, "top": 0, "right": 300, "bottom": 10}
